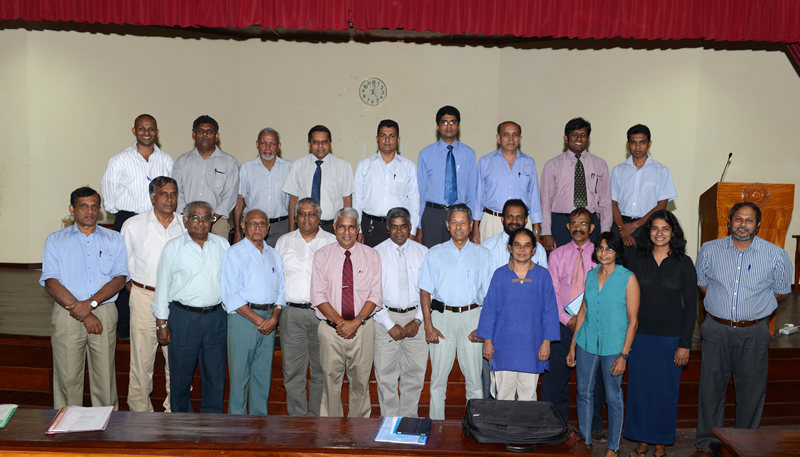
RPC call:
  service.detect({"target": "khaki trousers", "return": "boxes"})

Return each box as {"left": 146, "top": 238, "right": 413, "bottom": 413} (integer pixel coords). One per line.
{"left": 373, "top": 311, "right": 428, "bottom": 417}
{"left": 318, "top": 319, "right": 374, "bottom": 418}
{"left": 493, "top": 370, "right": 539, "bottom": 401}
{"left": 51, "top": 302, "right": 119, "bottom": 409}
{"left": 479, "top": 211, "right": 533, "bottom": 243}
{"left": 127, "top": 285, "right": 170, "bottom": 412}
{"left": 210, "top": 218, "right": 231, "bottom": 239}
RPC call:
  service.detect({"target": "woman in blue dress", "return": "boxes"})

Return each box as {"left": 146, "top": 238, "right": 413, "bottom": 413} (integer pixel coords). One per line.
{"left": 567, "top": 231, "right": 640, "bottom": 457}
{"left": 477, "top": 228, "right": 560, "bottom": 401}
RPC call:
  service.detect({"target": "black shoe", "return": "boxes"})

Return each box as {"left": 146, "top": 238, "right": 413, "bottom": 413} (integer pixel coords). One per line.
{"left": 592, "top": 430, "right": 608, "bottom": 443}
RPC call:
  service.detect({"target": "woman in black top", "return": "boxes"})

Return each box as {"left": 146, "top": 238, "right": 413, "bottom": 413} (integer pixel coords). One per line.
{"left": 623, "top": 210, "right": 696, "bottom": 457}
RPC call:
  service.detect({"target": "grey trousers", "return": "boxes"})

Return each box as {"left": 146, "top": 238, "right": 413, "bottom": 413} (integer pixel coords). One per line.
{"left": 695, "top": 317, "right": 771, "bottom": 454}
{"left": 373, "top": 311, "right": 428, "bottom": 417}
{"left": 279, "top": 306, "right": 323, "bottom": 416}
{"left": 266, "top": 219, "right": 290, "bottom": 248}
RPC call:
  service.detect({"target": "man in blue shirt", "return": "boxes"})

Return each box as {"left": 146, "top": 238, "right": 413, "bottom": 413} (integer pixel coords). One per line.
{"left": 416, "top": 106, "right": 479, "bottom": 248}
{"left": 692, "top": 202, "right": 791, "bottom": 457}
{"left": 419, "top": 204, "right": 491, "bottom": 420}
{"left": 40, "top": 187, "right": 128, "bottom": 409}
{"left": 153, "top": 200, "right": 230, "bottom": 413}
{"left": 221, "top": 208, "right": 286, "bottom": 415}
{"left": 475, "top": 121, "right": 543, "bottom": 243}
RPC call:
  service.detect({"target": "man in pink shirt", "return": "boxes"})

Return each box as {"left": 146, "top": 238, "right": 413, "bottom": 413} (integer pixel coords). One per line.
{"left": 540, "top": 118, "right": 611, "bottom": 251}
{"left": 311, "top": 207, "right": 382, "bottom": 417}
{"left": 541, "top": 208, "right": 608, "bottom": 441}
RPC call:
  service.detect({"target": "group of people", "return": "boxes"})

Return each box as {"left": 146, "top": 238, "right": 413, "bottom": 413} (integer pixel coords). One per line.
{"left": 39, "top": 107, "right": 792, "bottom": 457}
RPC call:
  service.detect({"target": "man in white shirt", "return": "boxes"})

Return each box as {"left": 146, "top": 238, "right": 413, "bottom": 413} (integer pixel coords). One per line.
{"left": 372, "top": 207, "right": 429, "bottom": 417}
{"left": 610, "top": 124, "right": 678, "bottom": 251}
{"left": 353, "top": 120, "right": 420, "bottom": 247}
{"left": 233, "top": 128, "right": 292, "bottom": 248}
{"left": 282, "top": 125, "right": 354, "bottom": 234}
{"left": 275, "top": 197, "right": 336, "bottom": 416}
{"left": 120, "top": 176, "right": 186, "bottom": 412}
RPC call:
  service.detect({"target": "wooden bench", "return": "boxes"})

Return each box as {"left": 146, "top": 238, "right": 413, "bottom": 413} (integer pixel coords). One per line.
{"left": 714, "top": 427, "right": 800, "bottom": 456}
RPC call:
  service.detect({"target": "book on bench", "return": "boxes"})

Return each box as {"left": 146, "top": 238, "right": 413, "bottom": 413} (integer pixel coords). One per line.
{"left": 45, "top": 406, "right": 113, "bottom": 435}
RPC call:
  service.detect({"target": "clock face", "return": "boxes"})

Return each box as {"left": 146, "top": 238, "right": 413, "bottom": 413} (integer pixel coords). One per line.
{"left": 359, "top": 78, "right": 387, "bottom": 106}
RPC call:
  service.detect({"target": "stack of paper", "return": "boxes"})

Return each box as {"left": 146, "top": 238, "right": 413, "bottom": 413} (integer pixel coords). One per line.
{"left": 46, "top": 406, "right": 114, "bottom": 435}
{"left": 0, "top": 404, "right": 17, "bottom": 428}
{"left": 374, "top": 417, "right": 429, "bottom": 445}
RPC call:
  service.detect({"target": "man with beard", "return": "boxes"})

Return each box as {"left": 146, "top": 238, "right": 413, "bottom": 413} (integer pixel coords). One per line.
{"left": 173, "top": 115, "right": 240, "bottom": 240}
{"left": 221, "top": 209, "right": 285, "bottom": 415}
{"left": 233, "top": 128, "right": 292, "bottom": 248}
{"left": 474, "top": 121, "right": 542, "bottom": 243}
{"left": 416, "top": 106, "right": 479, "bottom": 248}
{"left": 121, "top": 176, "right": 185, "bottom": 412}
{"left": 483, "top": 199, "right": 547, "bottom": 271}
{"left": 691, "top": 202, "right": 791, "bottom": 457}
{"left": 541, "top": 207, "right": 609, "bottom": 441}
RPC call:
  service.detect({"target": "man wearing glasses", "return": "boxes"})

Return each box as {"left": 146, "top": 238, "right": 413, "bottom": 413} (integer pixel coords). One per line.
{"left": 153, "top": 201, "right": 230, "bottom": 413}
{"left": 416, "top": 106, "right": 479, "bottom": 248}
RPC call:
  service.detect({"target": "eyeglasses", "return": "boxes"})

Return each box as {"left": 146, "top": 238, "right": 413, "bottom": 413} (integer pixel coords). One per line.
{"left": 388, "top": 224, "right": 410, "bottom": 230}
{"left": 245, "top": 221, "right": 268, "bottom": 228}
{"left": 297, "top": 211, "right": 319, "bottom": 218}
{"left": 595, "top": 245, "right": 615, "bottom": 253}
{"left": 187, "top": 215, "right": 217, "bottom": 223}
{"left": 438, "top": 120, "right": 459, "bottom": 126}
{"left": 569, "top": 221, "right": 590, "bottom": 228}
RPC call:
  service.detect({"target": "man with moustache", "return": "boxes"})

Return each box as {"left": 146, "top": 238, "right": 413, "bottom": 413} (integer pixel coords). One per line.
{"left": 233, "top": 128, "right": 292, "bottom": 248}
{"left": 275, "top": 197, "right": 336, "bottom": 416}
{"left": 692, "top": 202, "right": 791, "bottom": 457}
{"left": 372, "top": 207, "right": 429, "bottom": 417}
{"left": 172, "top": 115, "right": 240, "bottom": 240}
{"left": 353, "top": 120, "right": 420, "bottom": 247}
{"left": 283, "top": 125, "right": 354, "bottom": 234}
{"left": 221, "top": 209, "right": 285, "bottom": 415}
{"left": 153, "top": 201, "right": 230, "bottom": 413}
{"left": 540, "top": 118, "right": 611, "bottom": 251}
{"left": 101, "top": 114, "right": 173, "bottom": 340}
{"left": 416, "top": 106, "right": 479, "bottom": 248}
{"left": 41, "top": 187, "right": 128, "bottom": 409}
{"left": 475, "top": 121, "right": 543, "bottom": 243}
{"left": 610, "top": 124, "right": 677, "bottom": 250}
{"left": 311, "top": 207, "right": 382, "bottom": 417}
{"left": 121, "top": 176, "right": 185, "bottom": 412}
{"left": 419, "top": 204, "right": 492, "bottom": 420}
{"left": 541, "top": 208, "right": 608, "bottom": 440}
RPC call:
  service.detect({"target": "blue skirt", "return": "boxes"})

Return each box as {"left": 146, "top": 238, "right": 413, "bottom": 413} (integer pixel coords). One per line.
{"left": 623, "top": 334, "right": 683, "bottom": 445}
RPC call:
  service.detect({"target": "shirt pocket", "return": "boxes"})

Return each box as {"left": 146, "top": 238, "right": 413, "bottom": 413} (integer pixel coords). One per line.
{"left": 99, "top": 252, "right": 116, "bottom": 275}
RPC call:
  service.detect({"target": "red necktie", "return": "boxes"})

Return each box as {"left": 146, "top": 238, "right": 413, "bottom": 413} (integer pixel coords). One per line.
{"left": 341, "top": 250, "right": 354, "bottom": 320}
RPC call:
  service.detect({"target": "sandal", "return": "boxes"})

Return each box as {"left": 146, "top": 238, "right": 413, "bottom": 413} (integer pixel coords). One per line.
{"left": 630, "top": 447, "right": 649, "bottom": 457}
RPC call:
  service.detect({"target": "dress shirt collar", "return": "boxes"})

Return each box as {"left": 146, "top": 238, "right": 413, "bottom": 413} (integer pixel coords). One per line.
{"left": 446, "top": 238, "right": 473, "bottom": 255}
{"left": 566, "top": 239, "right": 594, "bottom": 252}
{"left": 145, "top": 209, "right": 182, "bottom": 228}
{"left": 622, "top": 153, "right": 654, "bottom": 169}
{"left": 68, "top": 223, "right": 97, "bottom": 239}
{"left": 370, "top": 152, "right": 399, "bottom": 165}
{"left": 437, "top": 138, "right": 461, "bottom": 150}
{"left": 190, "top": 146, "right": 221, "bottom": 159}
{"left": 131, "top": 141, "right": 163, "bottom": 159}
{"left": 563, "top": 149, "right": 592, "bottom": 163}
{"left": 723, "top": 235, "right": 763, "bottom": 252}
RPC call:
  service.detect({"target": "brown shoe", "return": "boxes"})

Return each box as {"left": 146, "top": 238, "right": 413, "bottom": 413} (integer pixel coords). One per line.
{"left": 690, "top": 449, "right": 713, "bottom": 457}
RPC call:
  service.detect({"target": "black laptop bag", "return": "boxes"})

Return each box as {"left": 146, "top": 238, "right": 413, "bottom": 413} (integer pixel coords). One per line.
{"left": 462, "top": 399, "right": 570, "bottom": 452}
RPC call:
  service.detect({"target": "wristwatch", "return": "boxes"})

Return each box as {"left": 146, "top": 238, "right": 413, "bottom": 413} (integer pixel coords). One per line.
{"left": 619, "top": 352, "right": 629, "bottom": 361}
{"left": 359, "top": 315, "right": 368, "bottom": 326}
{"left": 90, "top": 300, "right": 98, "bottom": 309}
{"left": 413, "top": 318, "right": 423, "bottom": 325}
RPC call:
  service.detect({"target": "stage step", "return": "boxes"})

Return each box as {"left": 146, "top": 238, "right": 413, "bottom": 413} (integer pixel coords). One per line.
{"left": 1, "top": 334, "right": 799, "bottom": 426}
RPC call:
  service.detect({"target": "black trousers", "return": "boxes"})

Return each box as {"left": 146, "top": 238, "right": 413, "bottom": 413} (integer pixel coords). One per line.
{"left": 112, "top": 210, "right": 137, "bottom": 338}
{"left": 420, "top": 205, "right": 450, "bottom": 249}
{"left": 360, "top": 214, "right": 390, "bottom": 248}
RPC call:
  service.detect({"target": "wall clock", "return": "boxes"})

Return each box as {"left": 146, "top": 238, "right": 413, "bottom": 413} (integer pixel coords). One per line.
{"left": 359, "top": 78, "right": 387, "bottom": 106}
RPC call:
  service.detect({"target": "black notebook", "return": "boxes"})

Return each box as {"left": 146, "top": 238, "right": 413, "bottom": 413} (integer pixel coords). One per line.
{"left": 395, "top": 417, "right": 433, "bottom": 436}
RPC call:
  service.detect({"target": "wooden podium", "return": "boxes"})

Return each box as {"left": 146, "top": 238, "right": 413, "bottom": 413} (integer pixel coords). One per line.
{"left": 698, "top": 182, "right": 795, "bottom": 332}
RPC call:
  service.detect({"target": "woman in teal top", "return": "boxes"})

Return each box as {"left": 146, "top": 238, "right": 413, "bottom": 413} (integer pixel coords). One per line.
{"left": 567, "top": 231, "right": 640, "bottom": 457}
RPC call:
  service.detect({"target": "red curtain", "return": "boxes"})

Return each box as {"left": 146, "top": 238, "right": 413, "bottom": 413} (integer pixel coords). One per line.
{"left": 2, "top": 0, "right": 800, "bottom": 43}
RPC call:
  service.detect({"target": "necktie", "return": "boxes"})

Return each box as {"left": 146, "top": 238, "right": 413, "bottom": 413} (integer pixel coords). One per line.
{"left": 570, "top": 247, "right": 585, "bottom": 301}
{"left": 311, "top": 160, "right": 323, "bottom": 207}
{"left": 444, "top": 145, "right": 457, "bottom": 205}
{"left": 397, "top": 246, "right": 409, "bottom": 307}
{"left": 341, "top": 250, "right": 354, "bottom": 320}
{"left": 573, "top": 153, "right": 587, "bottom": 208}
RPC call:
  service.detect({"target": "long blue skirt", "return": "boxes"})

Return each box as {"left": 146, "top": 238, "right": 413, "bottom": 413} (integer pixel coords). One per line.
{"left": 623, "top": 334, "right": 683, "bottom": 445}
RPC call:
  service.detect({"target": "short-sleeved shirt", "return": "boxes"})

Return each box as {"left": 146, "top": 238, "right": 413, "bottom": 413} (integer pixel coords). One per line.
{"left": 418, "top": 240, "right": 491, "bottom": 306}
{"left": 610, "top": 154, "right": 677, "bottom": 218}
{"left": 173, "top": 147, "right": 240, "bottom": 217}
{"left": 353, "top": 153, "right": 420, "bottom": 235}
{"left": 416, "top": 139, "right": 478, "bottom": 227}
{"left": 475, "top": 149, "right": 542, "bottom": 224}
{"left": 310, "top": 242, "right": 383, "bottom": 320}
{"left": 238, "top": 156, "right": 292, "bottom": 219}
{"left": 220, "top": 238, "right": 286, "bottom": 314}
{"left": 282, "top": 153, "right": 354, "bottom": 221}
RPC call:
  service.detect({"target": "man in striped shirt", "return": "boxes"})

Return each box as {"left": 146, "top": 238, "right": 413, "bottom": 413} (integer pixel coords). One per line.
{"left": 692, "top": 202, "right": 792, "bottom": 457}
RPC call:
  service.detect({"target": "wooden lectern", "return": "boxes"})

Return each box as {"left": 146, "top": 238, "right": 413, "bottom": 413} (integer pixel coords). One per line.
{"left": 698, "top": 182, "right": 795, "bottom": 334}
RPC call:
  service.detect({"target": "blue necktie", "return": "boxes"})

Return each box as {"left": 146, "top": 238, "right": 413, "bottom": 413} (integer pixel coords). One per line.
{"left": 311, "top": 160, "right": 323, "bottom": 206}
{"left": 444, "top": 145, "right": 457, "bottom": 205}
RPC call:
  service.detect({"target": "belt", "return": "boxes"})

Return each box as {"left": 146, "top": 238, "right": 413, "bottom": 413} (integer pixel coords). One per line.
{"left": 711, "top": 315, "right": 767, "bottom": 328}
{"left": 386, "top": 306, "right": 417, "bottom": 313}
{"left": 320, "top": 219, "right": 334, "bottom": 225}
{"left": 287, "top": 302, "right": 313, "bottom": 309}
{"left": 431, "top": 299, "right": 479, "bottom": 313}
{"left": 325, "top": 314, "right": 372, "bottom": 329}
{"left": 171, "top": 301, "right": 221, "bottom": 314}
{"left": 621, "top": 216, "right": 640, "bottom": 223}
{"left": 269, "top": 215, "right": 289, "bottom": 224}
{"left": 483, "top": 207, "right": 502, "bottom": 218}
{"left": 249, "top": 303, "right": 276, "bottom": 311}
{"left": 131, "top": 280, "right": 155, "bottom": 292}
{"left": 426, "top": 201, "right": 453, "bottom": 211}
{"left": 363, "top": 212, "right": 387, "bottom": 223}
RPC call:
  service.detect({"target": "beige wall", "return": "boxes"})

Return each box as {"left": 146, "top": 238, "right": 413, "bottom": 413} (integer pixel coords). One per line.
{"left": 2, "top": 28, "right": 799, "bottom": 263}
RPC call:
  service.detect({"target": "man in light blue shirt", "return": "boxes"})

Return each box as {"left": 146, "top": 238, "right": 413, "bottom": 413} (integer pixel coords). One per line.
{"left": 233, "top": 128, "right": 292, "bottom": 248}
{"left": 40, "top": 187, "right": 128, "bottom": 409}
{"left": 221, "top": 208, "right": 286, "bottom": 415}
{"left": 416, "top": 106, "right": 479, "bottom": 248}
{"left": 153, "top": 200, "right": 230, "bottom": 413}
{"left": 419, "top": 204, "right": 491, "bottom": 420}
{"left": 475, "top": 121, "right": 543, "bottom": 243}
{"left": 610, "top": 124, "right": 677, "bottom": 249}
